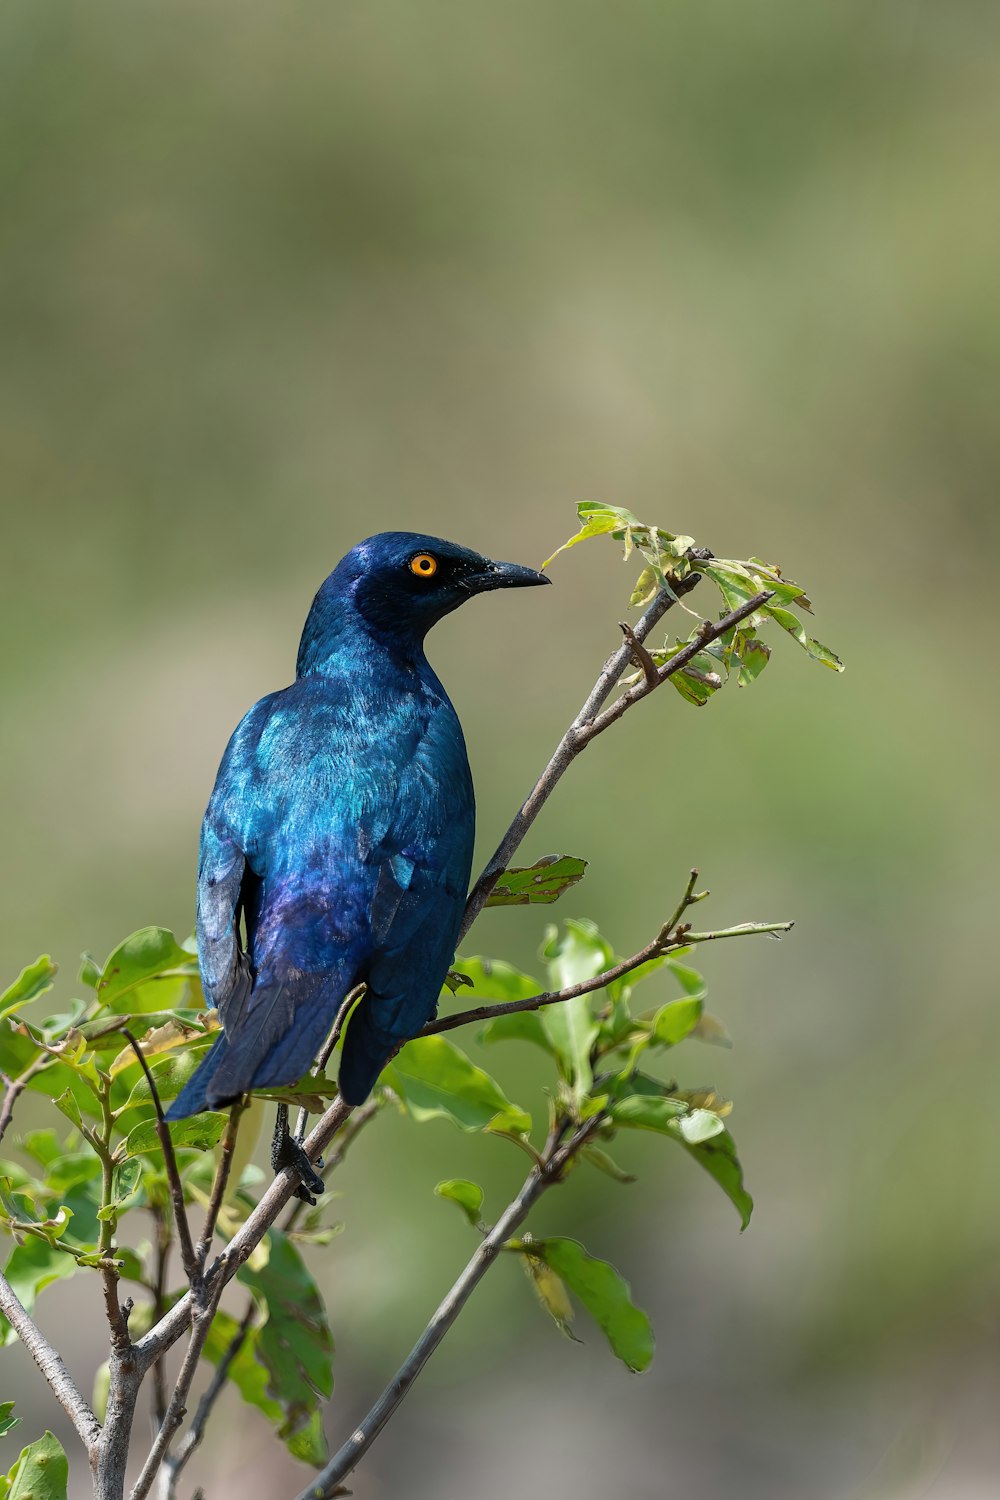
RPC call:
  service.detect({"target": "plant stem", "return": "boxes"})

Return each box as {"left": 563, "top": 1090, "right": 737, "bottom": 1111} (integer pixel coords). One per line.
{"left": 0, "top": 1270, "right": 101, "bottom": 1456}
{"left": 293, "top": 1117, "right": 602, "bottom": 1500}
{"left": 195, "top": 1101, "right": 245, "bottom": 1268}
{"left": 0, "top": 1054, "right": 52, "bottom": 1146}
{"left": 123, "top": 1032, "right": 200, "bottom": 1289}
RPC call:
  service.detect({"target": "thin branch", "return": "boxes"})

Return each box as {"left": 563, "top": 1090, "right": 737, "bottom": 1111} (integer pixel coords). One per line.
{"left": 0, "top": 1269, "right": 101, "bottom": 1457}
{"left": 161, "top": 1304, "right": 256, "bottom": 1500}
{"left": 619, "top": 621, "right": 659, "bottom": 687}
{"left": 294, "top": 1116, "right": 603, "bottom": 1500}
{"left": 423, "top": 930, "right": 674, "bottom": 1037}
{"left": 149, "top": 1205, "right": 171, "bottom": 1429}
{"left": 460, "top": 559, "right": 710, "bottom": 940}
{"left": 91, "top": 1074, "right": 133, "bottom": 1359}
{"left": 0, "top": 1054, "right": 52, "bottom": 1146}
{"left": 195, "top": 1101, "right": 245, "bottom": 1269}
{"left": 582, "top": 591, "right": 773, "bottom": 742}
{"left": 133, "top": 1097, "right": 355, "bottom": 1375}
{"left": 684, "top": 921, "right": 794, "bottom": 942}
{"left": 124, "top": 1031, "right": 200, "bottom": 1290}
{"left": 129, "top": 1278, "right": 227, "bottom": 1500}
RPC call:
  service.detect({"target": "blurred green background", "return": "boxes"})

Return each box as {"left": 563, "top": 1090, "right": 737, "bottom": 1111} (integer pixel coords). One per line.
{"left": 2, "top": 1, "right": 999, "bottom": 1495}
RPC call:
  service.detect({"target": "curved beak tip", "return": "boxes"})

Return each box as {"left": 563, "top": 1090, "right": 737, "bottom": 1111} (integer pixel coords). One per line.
{"left": 483, "top": 560, "right": 552, "bottom": 591}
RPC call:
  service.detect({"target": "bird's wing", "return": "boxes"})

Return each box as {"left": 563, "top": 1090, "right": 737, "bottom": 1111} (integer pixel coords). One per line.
{"left": 196, "top": 812, "right": 254, "bottom": 1031}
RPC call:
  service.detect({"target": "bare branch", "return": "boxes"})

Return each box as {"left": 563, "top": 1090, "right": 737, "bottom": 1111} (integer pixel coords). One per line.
{"left": 0, "top": 1054, "right": 52, "bottom": 1146}
{"left": 294, "top": 1116, "right": 603, "bottom": 1500}
{"left": 619, "top": 621, "right": 659, "bottom": 687}
{"left": 161, "top": 1304, "right": 256, "bottom": 1500}
{"left": 195, "top": 1101, "right": 245, "bottom": 1270}
{"left": 129, "top": 1279, "right": 227, "bottom": 1500}
{"left": 0, "top": 1269, "right": 101, "bottom": 1457}
{"left": 124, "top": 1031, "right": 200, "bottom": 1289}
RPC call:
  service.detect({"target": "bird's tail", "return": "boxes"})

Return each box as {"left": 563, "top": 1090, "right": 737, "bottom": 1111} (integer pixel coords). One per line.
{"left": 338, "top": 994, "right": 400, "bottom": 1106}
{"left": 165, "top": 1033, "right": 231, "bottom": 1120}
{"left": 165, "top": 967, "right": 355, "bottom": 1120}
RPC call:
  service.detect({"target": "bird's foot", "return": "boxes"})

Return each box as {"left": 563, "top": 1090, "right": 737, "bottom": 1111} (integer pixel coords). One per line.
{"left": 270, "top": 1103, "right": 326, "bottom": 1204}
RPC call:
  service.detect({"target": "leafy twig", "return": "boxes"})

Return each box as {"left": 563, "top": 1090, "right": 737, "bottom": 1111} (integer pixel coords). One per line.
{"left": 293, "top": 1115, "right": 604, "bottom": 1500}
{"left": 460, "top": 560, "right": 710, "bottom": 940}
{"left": 427, "top": 871, "right": 780, "bottom": 1038}
{"left": 0, "top": 1270, "right": 101, "bottom": 1456}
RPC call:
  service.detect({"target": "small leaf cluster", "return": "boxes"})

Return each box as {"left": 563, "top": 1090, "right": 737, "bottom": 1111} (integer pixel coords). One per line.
{"left": 428, "top": 911, "right": 753, "bottom": 1372}
{"left": 545, "top": 501, "right": 842, "bottom": 705}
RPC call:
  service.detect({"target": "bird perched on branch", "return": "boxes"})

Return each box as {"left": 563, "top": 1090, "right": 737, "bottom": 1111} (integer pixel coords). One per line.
{"left": 166, "top": 533, "right": 548, "bottom": 1189}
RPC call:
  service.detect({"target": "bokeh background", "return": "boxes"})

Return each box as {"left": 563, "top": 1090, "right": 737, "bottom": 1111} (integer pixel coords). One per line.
{"left": 2, "top": 1, "right": 999, "bottom": 1496}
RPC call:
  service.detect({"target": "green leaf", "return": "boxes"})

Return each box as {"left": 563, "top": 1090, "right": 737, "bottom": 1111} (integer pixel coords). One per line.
{"left": 233, "top": 1230, "right": 334, "bottom": 1464}
{"left": 383, "top": 1035, "right": 531, "bottom": 1137}
{"left": 629, "top": 565, "right": 658, "bottom": 608}
{"left": 204, "top": 1309, "right": 327, "bottom": 1466}
{"left": 125, "top": 1112, "right": 227, "bottom": 1156}
{"left": 0, "top": 1406, "right": 19, "bottom": 1442}
{"left": 609, "top": 1095, "right": 687, "bottom": 1133}
{"left": 486, "top": 856, "right": 588, "bottom": 907}
{"left": 106, "top": 1013, "right": 217, "bottom": 1075}
{"left": 256, "top": 1073, "right": 340, "bottom": 1114}
{"left": 677, "top": 1109, "right": 726, "bottom": 1145}
{"left": 651, "top": 996, "right": 704, "bottom": 1047}
{"left": 540, "top": 920, "right": 611, "bottom": 1099}
{"left": 77, "top": 954, "right": 101, "bottom": 990}
{"left": 541, "top": 503, "right": 642, "bottom": 570}
{"left": 0, "top": 958, "right": 58, "bottom": 1022}
{"left": 529, "top": 1238, "right": 653, "bottom": 1372}
{"left": 120, "top": 1044, "right": 215, "bottom": 1113}
{"left": 52, "top": 1090, "right": 83, "bottom": 1131}
{"left": 434, "top": 1179, "right": 484, "bottom": 1225}
{"left": 766, "top": 606, "right": 844, "bottom": 671}
{"left": 2, "top": 1431, "right": 68, "bottom": 1500}
{"left": 19, "top": 1132, "right": 62, "bottom": 1170}
{"left": 0, "top": 1239, "right": 77, "bottom": 1347}
{"left": 737, "top": 635, "right": 771, "bottom": 685}
{"left": 478, "top": 1009, "right": 555, "bottom": 1056}
{"left": 97, "top": 928, "right": 198, "bottom": 1012}
{"left": 683, "top": 1128, "right": 753, "bottom": 1230}
{"left": 519, "top": 1250, "right": 577, "bottom": 1339}
{"left": 580, "top": 1145, "right": 636, "bottom": 1184}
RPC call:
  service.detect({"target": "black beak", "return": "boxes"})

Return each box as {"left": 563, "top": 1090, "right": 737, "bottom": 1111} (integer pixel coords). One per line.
{"left": 465, "top": 559, "right": 552, "bottom": 593}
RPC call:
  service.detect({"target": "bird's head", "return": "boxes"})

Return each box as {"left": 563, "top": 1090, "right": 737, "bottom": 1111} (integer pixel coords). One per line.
{"left": 298, "top": 532, "right": 550, "bottom": 672}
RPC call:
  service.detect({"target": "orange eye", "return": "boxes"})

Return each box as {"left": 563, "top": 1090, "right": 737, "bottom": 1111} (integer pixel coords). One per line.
{"left": 409, "top": 553, "right": 438, "bottom": 578}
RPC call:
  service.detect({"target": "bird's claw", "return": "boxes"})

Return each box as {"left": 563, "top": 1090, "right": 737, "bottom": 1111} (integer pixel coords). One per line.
{"left": 270, "top": 1104, "right": 326, "bottom": 1204}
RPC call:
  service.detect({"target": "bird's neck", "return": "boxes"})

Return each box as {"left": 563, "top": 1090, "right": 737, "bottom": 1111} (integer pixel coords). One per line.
{"left": 296, "top": 586, "right": 433, "bottom": 686}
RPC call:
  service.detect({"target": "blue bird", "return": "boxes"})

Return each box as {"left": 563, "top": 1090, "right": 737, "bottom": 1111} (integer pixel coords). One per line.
{"left": 166, "top": 533, "right": 549, "bottom": 1150}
